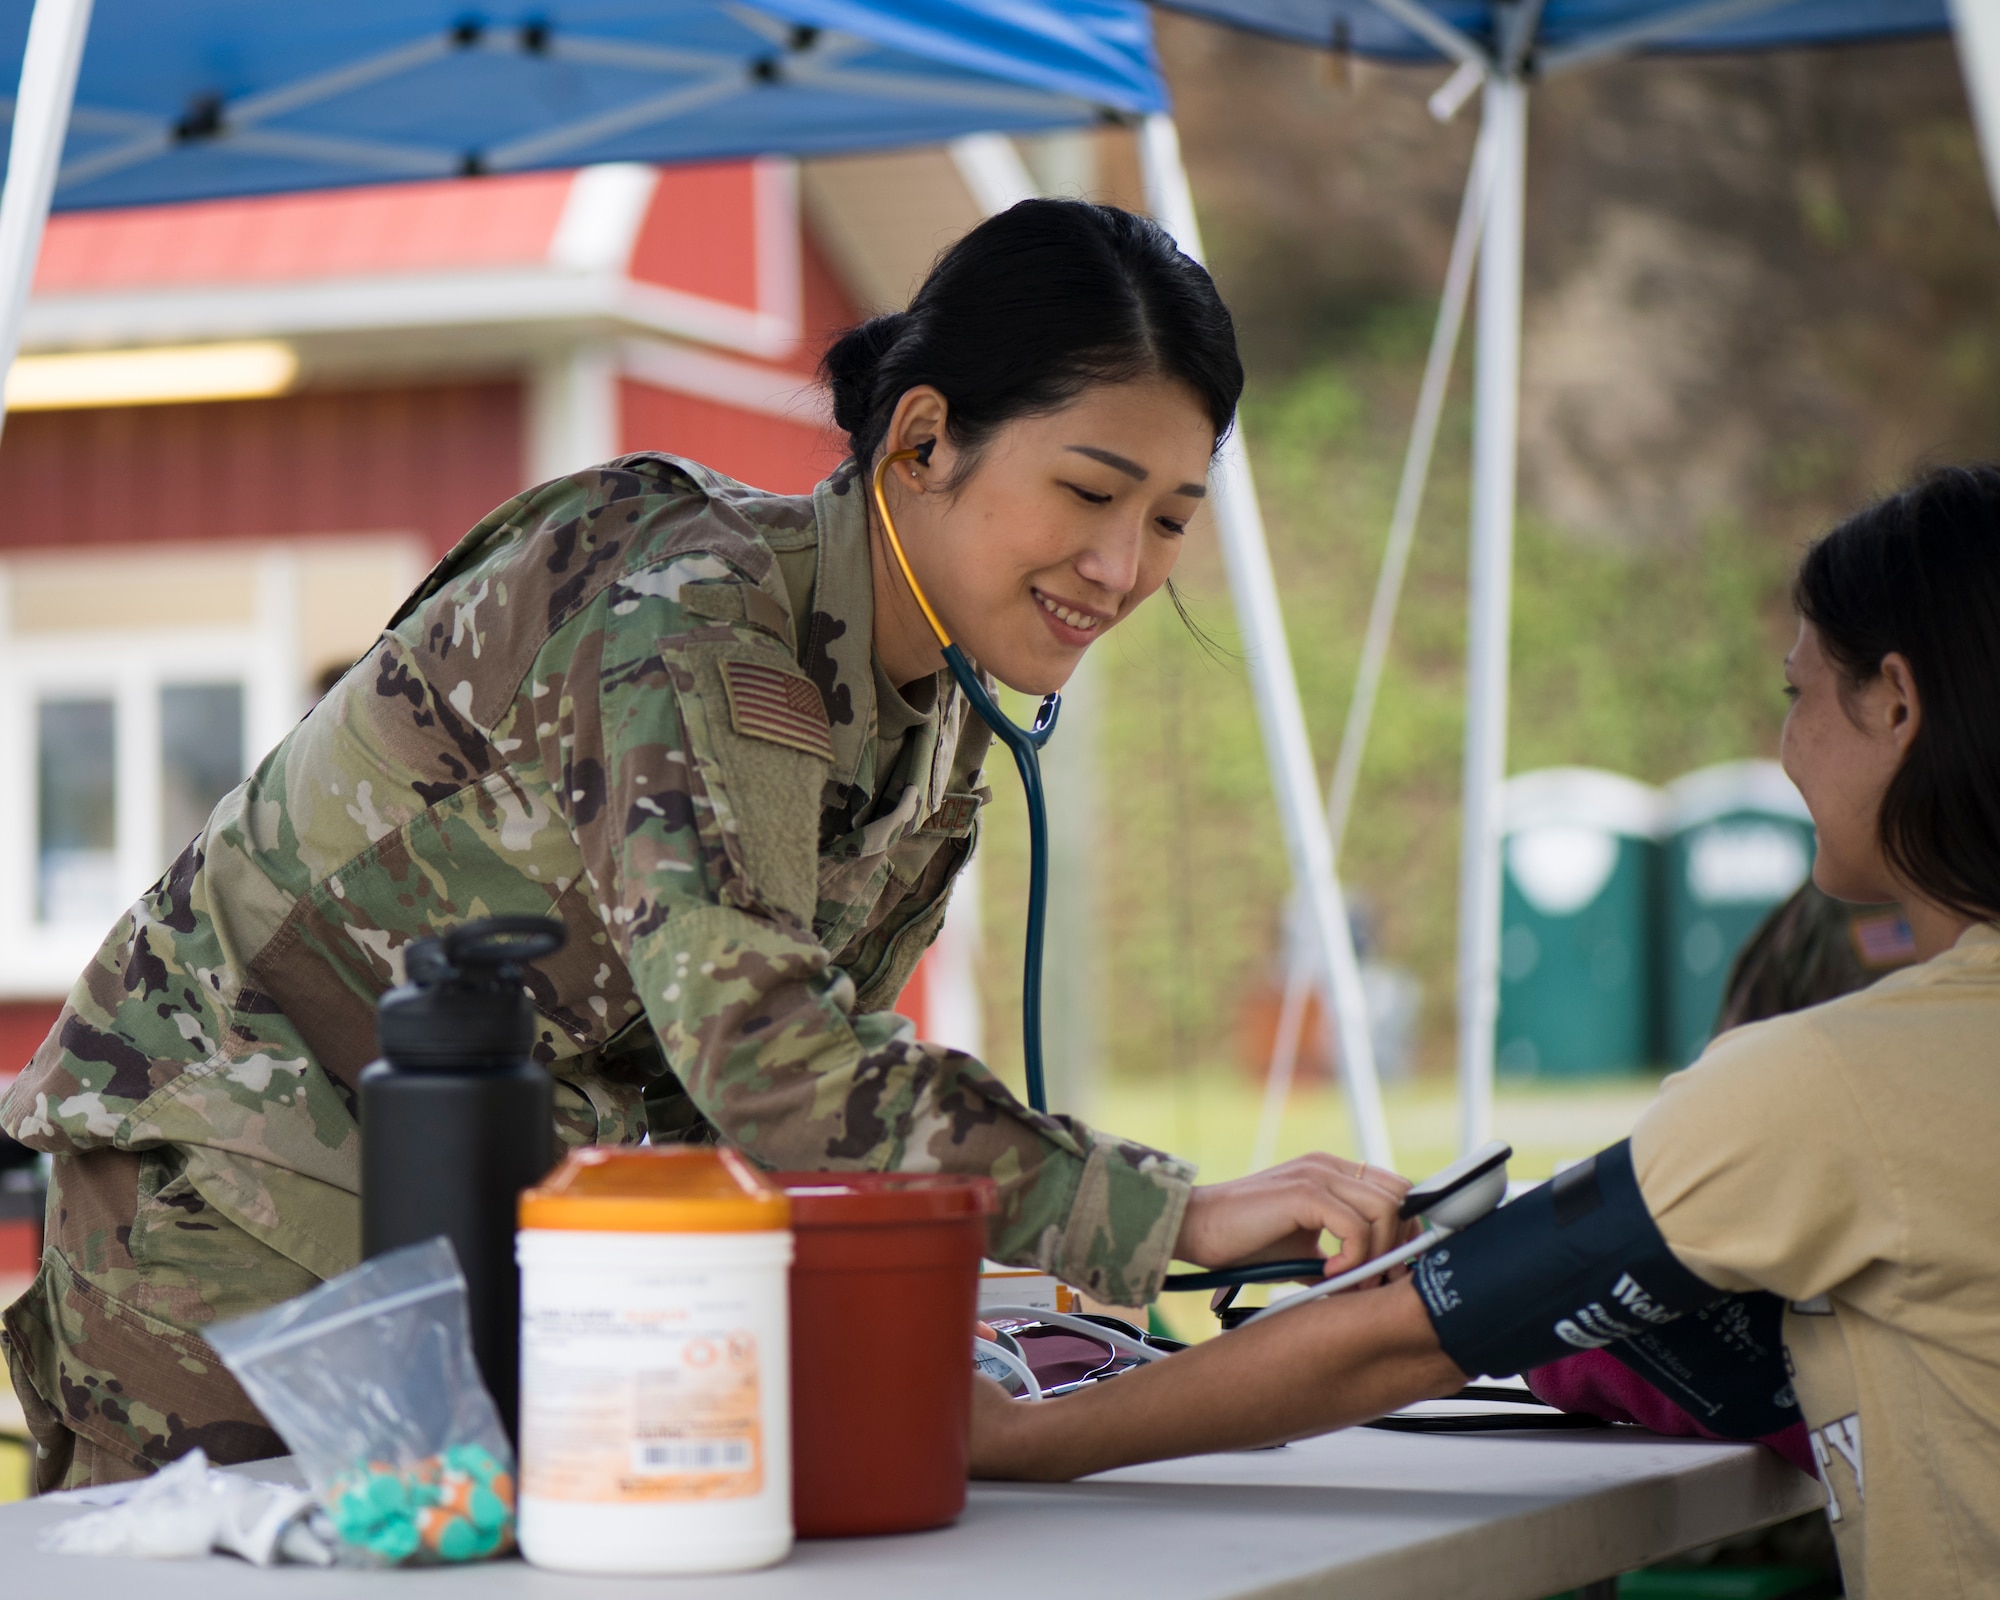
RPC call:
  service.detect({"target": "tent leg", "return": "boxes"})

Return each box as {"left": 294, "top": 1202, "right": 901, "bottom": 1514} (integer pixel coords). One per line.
{"left": 1139, "top": 114, "right": 1394, "bottom": 1169}
{"left": 948, "top": 134, "right": 1039, "bottom": 214}
{"left": 1256, "top": 125, "right": 1496, "bottom": 1168}
{"left": 1325, "top": 120, "right": 1494, "bottom": 859}
{"left": 1256, "top": 122, "right": 1492, "bottom": 1170}
{"left": 0, "top": 0, "right": 92, "bottom": 449}
{"left": 1455, "top": 76, "right": 1528, "bottom": 1157}
{"left": 1950, "top": 0, "right": 2000, "bottom": 222}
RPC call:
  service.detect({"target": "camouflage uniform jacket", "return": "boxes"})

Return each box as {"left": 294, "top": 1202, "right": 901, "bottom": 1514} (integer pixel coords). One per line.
{"left": 0, "top": 454, "right": 1194, "bottom": 1490}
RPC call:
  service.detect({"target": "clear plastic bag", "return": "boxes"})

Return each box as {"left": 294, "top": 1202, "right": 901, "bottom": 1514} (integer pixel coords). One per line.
{"left": 38, "top": 1449, "right": 337, "bottom": 1565}
{"left": 207, "top": 1237, "right": 516, "bottom": 1566}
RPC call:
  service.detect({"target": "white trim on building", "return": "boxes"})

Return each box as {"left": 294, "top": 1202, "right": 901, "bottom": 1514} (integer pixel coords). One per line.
{"left": 0, "top": 538, "right": 425, "bottom": 999}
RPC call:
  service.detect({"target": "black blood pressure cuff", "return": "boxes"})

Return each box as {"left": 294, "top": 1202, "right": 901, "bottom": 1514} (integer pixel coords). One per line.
{"left": 1413, "top": 1141, "right": 1803, "bottom": 1439}
{"left": 1606, "top": 1288, "right": 1801, "bottom": 1439}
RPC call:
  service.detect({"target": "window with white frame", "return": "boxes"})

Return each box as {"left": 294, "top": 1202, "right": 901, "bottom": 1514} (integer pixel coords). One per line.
{"left": 0, "top": 537, "right": 425, "bottom": 998}
{"left": 35, "top": 681, "right": 247, "bottom": 927}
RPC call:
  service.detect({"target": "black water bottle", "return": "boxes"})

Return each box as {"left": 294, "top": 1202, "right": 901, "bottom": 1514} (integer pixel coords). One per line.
{"left": 361, "top": 916, "right": 565, "bottom": 1443}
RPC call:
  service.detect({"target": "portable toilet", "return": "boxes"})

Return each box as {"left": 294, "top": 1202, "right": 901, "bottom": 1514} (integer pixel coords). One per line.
{"left": 1496, "top": 768, "right": 1666, "bottom": 1078}
{"left": 1662, "top": 761, "right": 1815, "bottom": 1065}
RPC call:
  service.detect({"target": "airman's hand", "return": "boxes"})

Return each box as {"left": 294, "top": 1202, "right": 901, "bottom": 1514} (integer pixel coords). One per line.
{"left": 1173, "top": 1153, "right": 1413, "bottom": 1278}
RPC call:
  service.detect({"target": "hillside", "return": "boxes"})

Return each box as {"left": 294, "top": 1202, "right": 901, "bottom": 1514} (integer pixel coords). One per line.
{"left": 971, "top": 24, "right": 2000, "bottom": 1105}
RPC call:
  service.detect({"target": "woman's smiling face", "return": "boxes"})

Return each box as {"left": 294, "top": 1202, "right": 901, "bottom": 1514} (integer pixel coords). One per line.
{"left": 868, "top": 378, "right": 1217, "bottom": 695}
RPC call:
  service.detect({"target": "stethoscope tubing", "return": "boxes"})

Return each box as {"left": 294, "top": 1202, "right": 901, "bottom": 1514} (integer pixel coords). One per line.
{"left": 874, "top": 450, "right": 1060, "bottom": 1113}
{"left": 1160, "top": 1257, "right": 1327, "bottom": 1293}
{"left": 943, "top": 643, "right": 1058, "bottom": 1115}
{"left": 980, "top": 1305, "right": 1171, "bottom": 1366}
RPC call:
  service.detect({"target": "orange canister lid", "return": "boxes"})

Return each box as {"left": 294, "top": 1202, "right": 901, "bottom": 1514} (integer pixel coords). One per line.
{"left": 519, "top": 1146, "right": 790, "bottom": 1234}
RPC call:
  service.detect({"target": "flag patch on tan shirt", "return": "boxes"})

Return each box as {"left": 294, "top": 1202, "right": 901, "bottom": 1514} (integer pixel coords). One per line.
{"left": 720, "top": 659, "right": 834, "bottom": 761}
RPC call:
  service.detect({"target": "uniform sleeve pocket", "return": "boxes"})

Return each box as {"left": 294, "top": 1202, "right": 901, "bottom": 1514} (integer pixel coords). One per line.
{"left": 666, "top": 638, "right": 829, "bottom": 929}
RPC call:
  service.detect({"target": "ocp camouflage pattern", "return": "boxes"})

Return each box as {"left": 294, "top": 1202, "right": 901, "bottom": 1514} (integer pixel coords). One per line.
{"left": 1, "top": 454, "right": 1195, "bottom": 1490}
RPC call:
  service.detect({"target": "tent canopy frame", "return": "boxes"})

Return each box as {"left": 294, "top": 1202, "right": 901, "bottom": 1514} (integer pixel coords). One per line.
{"left": 1232, "top": 0, "right": 1983, "bottom": 1158}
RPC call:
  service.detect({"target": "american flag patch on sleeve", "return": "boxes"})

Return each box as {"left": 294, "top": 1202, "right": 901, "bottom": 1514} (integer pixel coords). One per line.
{"left": 719, "top": 659, "right": 834, "bottom": 761}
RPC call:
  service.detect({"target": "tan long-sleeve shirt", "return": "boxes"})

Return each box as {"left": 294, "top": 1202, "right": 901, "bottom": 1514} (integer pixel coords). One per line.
{"left": 1634, "top": 922, "right": 2000, "bottom": 1598}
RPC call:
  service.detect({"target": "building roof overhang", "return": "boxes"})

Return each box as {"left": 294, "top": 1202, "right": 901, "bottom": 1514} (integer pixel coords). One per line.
{"left": 20, "top": 160, "right": 807, "bottom": 371}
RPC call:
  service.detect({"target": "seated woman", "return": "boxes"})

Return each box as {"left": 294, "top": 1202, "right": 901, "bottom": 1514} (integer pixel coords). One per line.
{"left": 971, "top": 465, "right": 2000, "bottom": 1600}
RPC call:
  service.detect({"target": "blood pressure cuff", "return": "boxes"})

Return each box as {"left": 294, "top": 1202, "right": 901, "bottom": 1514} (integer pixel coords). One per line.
{"left": 1605, "top": 1289, "right": 1801, "bottom": 1440}
{"left": 1413, "top": 1140, "right": 1801, "bottom": 1439}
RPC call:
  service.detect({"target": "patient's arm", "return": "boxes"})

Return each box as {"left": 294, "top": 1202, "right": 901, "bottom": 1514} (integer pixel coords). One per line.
{"left": 970, "top": 1278, "right": 1464, "bottom": 1481}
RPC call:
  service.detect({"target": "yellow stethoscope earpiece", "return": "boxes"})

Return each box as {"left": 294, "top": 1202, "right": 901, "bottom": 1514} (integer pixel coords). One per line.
{"left": 871, "top": 443, "right": 953, "bottom": 649}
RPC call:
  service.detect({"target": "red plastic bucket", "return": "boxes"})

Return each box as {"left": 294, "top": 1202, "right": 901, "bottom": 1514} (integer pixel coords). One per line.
{"left": 775, "top": 1172, "right": 996, "bottom": 1538}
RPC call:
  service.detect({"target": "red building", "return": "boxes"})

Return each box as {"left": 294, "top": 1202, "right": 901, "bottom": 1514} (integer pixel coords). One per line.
{"left": 0, "top": 150, "right": 997, "bottom": 1073}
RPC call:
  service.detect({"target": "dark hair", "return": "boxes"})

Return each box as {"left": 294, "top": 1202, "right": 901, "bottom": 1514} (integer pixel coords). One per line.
{"left": 1793, "top": 464, "right": 2000, "bottom": 920}
{"left": 821, "top": 199, "right": 1244, "bottom": 475}
{"left": 1713, "top": 881, "right": 1913, "bottom": 1036}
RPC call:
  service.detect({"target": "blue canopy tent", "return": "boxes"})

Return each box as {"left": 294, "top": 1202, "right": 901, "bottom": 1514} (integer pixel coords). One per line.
{"left": 0, "top": 0, "right": 1167, "bottom": 211}
{"left": 0, "top": 0, "right": 1405, "bottom": 1164}
{"left": 0, "top": 0, "right": 1175, "bottom": 468}
{"left": 1144, "top": 0, "right": 1977, "bottom": 1158}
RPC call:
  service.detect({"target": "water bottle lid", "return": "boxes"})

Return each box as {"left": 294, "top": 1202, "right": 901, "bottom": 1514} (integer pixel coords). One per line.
{"left": 377, "top": 916, "right": 566, "bottom": 1070}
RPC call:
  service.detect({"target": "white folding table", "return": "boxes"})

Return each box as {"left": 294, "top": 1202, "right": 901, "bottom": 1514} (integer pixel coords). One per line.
{"left": 0, "top": 1425, "right": 1825, "bottom": 1599}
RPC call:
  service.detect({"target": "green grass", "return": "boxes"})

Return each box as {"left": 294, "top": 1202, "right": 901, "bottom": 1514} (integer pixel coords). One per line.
{"left": 1094, "top": 1074, "right": 1662, "bottom": 1192}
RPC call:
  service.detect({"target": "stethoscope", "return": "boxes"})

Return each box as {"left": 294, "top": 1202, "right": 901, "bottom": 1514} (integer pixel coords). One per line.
{"left": 874, "top": 444, "right": 1512, "bottom": 1305}
{"left": 979, "top": 1141, "right": 1515, "bottom": 1396}
{"left": 1217, "top": 1138, "right": 1510, "bottom": 1325}
{"left": 874, "top": 444, "right": 1061, "bottom": 1115}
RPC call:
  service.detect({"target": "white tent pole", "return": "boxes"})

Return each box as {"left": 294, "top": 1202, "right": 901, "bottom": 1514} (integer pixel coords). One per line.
{"left": 1139, "top": 112, "right": 1394, "bottom": 1169}
{"left": 1251, "top": 120, "right": 1494, "bottom": 1171}
{"left": 1326, "top": 119, "right": 1495, "bottom": 861}
{"left": 1359, "top": 0, "right": 1488, "bottom": 68}
{"left": 1537, "top": 0, "right": 1793, "bottom": 77}
{"left": 948, "top": 132, "right": 1040, "bottom": 213}
{"left": 1950, "top": 0, "right": 2000, "bottom": 222}
{"left": 1455, "top": 74, "right": 1528, "bottom": 1158}
{"left": 0, "top": 0, "right": 92, "bottom": 450}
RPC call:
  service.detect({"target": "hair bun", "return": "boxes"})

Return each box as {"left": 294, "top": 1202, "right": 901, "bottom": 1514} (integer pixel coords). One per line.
{"left": 818, "top": 200, "right": 1242, "bottom": 471}
{"left": 822, "top": 311, "right": 910, "bottom": 438}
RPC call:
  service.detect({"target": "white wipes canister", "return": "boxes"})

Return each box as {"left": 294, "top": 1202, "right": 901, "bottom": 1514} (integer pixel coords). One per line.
{"left": 515, "top": 1146, "right": 793, "bottom": 1574}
